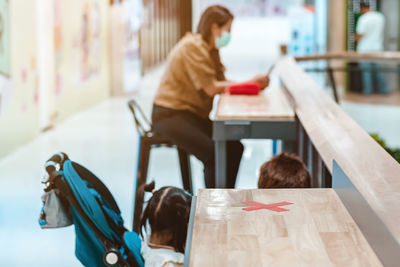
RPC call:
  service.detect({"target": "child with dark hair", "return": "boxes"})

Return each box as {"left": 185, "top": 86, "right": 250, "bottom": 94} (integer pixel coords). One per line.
{"left": 139, "top": 182, "right": 192, "bottom": 267}
{"left": 258, "top": 152, "right": 311, "bottom": 188}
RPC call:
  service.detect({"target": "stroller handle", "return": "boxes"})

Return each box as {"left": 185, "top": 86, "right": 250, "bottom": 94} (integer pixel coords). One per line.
{"left": 45, "top": 152, "right": 69, "bottom": 177}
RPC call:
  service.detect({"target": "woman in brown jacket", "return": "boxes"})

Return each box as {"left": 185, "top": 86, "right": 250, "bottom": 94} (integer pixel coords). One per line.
{"left": 152, "top": 5, "right": 270, "bottom": 188}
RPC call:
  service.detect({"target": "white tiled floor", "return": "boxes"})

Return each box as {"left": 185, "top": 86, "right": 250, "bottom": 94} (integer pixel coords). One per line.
{"left": 1, "top": 17, "right": 399, "bottom": 266}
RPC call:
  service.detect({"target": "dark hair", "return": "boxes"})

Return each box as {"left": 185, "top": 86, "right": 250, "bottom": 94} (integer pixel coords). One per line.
{"left": 258, "top": 153, "right": 311, "bottom": 188}
{"left": 360, "top": 2, "right": 370, "bottom": 9}
{"left": 139, "top": 182, "right": 192, "bottom": 253}
{"left": 197, "top": 5, "right": 234, "bottom": 44}
{"left": 197, "top": 5, "right": 234, "bottom": 81}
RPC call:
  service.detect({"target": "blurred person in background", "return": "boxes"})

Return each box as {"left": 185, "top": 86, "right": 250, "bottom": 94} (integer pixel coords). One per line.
{"left": 355, "top": 1, "right": 388, "bottom": 94}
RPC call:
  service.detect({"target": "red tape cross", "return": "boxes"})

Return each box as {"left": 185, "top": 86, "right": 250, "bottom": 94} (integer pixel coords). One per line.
{"left": 242, "top": 201, "right": 293, "bottom": 212}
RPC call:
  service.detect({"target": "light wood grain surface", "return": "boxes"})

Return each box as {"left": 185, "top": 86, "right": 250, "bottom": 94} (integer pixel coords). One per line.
{"left": 215, "top": 86, "right": 294, "bottom": 121}
{"left": 295, "top": 51, "right": 400, "bottom": 62}
{"left": 189, "top": 189, "right": 382, "bottom": 267}
{"left": 276, "top": 57, "right": 400, "bottom": 248}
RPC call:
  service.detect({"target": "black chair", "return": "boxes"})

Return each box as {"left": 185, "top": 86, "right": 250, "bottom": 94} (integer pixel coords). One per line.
{"left": 127, "top": 99, "right": 193, "bottom": 233}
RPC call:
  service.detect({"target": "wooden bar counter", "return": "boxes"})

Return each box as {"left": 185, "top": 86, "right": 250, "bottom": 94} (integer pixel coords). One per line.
{"left": 276, "top": 57, "right": 400, "bottom": 266}
{"left": 295, "top": 51, "right": 400, "bottom": 62}
{"left": 185, "top": 189, "right": 382, "bottom": 267}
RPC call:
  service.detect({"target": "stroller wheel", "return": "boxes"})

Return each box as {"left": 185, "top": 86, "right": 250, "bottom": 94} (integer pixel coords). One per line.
{"left": 104, "top": 249, "right": 119, "bottom": 266}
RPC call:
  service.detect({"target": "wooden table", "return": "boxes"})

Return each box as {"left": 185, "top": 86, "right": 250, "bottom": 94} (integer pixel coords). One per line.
{"left": 184, "top": 189, "right": 382, "bottom": 267}
{"left": 211, "top": 86, "right": 296, "bottom": 188}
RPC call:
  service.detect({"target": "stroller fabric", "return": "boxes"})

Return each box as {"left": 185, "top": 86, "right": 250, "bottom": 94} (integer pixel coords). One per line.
{"left": 62, "top": 160, "right": 123, "bottom": 242}
{"left": 40, "top": 158, "right": 144, "bottom": 267}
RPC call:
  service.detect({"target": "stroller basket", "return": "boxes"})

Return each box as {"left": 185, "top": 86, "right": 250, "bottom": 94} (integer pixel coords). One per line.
{"left": 40, "top": 153, "right": 144, "bottom": 267}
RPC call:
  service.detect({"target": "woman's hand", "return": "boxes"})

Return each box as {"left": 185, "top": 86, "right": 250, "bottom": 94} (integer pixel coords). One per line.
{"left": 203, "top": 80, "right": 234, "bottom": 97}
{"left": 252, "top": 74, "right": 270, "bottom": 90}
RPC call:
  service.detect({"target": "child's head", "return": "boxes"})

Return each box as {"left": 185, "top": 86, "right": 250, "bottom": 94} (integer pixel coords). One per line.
{"left": 139, "top": 182, "right": 192, "bottom": 253}
{"left": 258, "top": 152, "right": 311, "bottom": 188}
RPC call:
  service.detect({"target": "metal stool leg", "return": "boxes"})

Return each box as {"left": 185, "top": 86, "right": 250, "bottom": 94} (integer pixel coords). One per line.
{"left": 177, "top": 148, "right": 193, "bottom": 195}
{"left": 133, "top": 136, "right": 151, "bottom": 233}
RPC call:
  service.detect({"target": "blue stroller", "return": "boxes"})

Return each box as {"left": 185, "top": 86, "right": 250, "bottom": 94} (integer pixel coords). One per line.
{"left": 39, "top": 152, "right": 144, "bottom": 267}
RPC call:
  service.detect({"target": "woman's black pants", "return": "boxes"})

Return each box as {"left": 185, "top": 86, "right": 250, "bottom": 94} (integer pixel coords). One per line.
{"left": 152, "top": 105, "right": 244, "bottom": 188}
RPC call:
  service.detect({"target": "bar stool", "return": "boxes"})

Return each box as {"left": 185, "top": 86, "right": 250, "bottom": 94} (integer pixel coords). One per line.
{"left": 127, "top": 99, "right": 193, "bottom": 233}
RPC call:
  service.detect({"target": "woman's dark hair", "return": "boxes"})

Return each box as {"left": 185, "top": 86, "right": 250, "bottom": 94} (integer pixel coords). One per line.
{"left": 197, "top": 5, "right": 234, "bottom": 81}
{"left": 139, "top": 182, "right": 192, "bottom": 253}
{"left": 197, "top": 5, "right": 234, "bottom": 44}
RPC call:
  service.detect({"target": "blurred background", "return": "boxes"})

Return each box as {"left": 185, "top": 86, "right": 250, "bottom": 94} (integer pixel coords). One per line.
{"left": 0, "top": 0, "right": 399, "bottom": 265}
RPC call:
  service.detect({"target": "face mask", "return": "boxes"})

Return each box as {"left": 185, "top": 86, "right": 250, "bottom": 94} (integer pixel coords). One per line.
{"left": 215, "top": 31, "right": 231, "bottom": 49}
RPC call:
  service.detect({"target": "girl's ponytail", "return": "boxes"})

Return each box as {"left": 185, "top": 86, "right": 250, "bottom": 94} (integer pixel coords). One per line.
{"left": 138, "top": 181, "right": 156, "bottom": 237}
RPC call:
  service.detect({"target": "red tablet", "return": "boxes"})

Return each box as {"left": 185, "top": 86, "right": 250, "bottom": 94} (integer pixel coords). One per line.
{"left": 228, "top": 82, "right": 261, "bottom": 95}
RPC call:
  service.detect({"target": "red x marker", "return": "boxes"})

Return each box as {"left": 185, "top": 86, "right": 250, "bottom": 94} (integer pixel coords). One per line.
{"left": 242, "top": 201, "right": 293, "bottom": 212}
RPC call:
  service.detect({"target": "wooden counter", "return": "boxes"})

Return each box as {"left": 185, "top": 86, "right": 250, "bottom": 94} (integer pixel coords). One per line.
{"left": 295, "top": 51, "right": 400, "bottom": 62}
{"left": 186, "top": 189, "right": 382, "bottom": 267}
{"left": 276, "top": 57, "right": 400, "bottom": 265}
